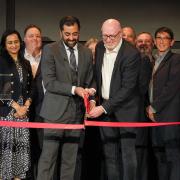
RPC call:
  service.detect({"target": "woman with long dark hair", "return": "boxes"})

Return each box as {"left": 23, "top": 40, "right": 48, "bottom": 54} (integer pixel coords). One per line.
{"left": 0, "top": 30, "right": 33, "bottom": 180}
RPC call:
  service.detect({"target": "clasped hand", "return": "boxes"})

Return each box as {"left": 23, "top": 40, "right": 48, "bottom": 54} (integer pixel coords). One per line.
{"left": 13, "top": 105, "right": 28, "bottom": 119}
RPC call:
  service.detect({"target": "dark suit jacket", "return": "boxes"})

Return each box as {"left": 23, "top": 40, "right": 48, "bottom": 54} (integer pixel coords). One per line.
{"left": 32, "top": 61, "right": 44, "bottom": 116}
{"left": 95, "top": 40, "right": 141, "bottom": 132}
{"left": 151, "top": 50, "right": 180, "bottom": 143}
{"left": 0, "top": 53, "right": 33, "bottom": 117}
{"left": 40, "top": 40, "right": 94, "bottom": 121}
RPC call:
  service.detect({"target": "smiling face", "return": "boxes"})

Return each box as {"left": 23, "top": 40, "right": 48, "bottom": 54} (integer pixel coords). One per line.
{"left": 136, "top": 33, "right": 154, "bottom": 55}
{"left": 61, "top": 23, "right": 79, "bottom": 48}
{"left": 24, "top": 27, "right": 42, "bottom": 53}
{"left": 5, "top": 33, "right": 20, "bottom": 58}
{"left": 155, "top": 32, "right": 174, "bottom": 54}
{"left": 101, "top": 19, "right": 122, "bottom": 51}
{"left": 122, "top": 27, "right": 136, "bottom": 45}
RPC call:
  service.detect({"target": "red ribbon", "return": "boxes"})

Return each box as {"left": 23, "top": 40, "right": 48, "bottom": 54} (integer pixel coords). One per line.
{"left": 0, "top": 121, "right": 84, "bottom": 129}
{"left": 0, "top": 97, "right": 180, "bottom": 129}
{"left": 0, "top": 120, "right": 180, "bottom": 129}
{"left": 84, "top": 120, "right": 180, "bottom": 127}
{"left": 84, "top": 94, "right": 90, "bottom": 114}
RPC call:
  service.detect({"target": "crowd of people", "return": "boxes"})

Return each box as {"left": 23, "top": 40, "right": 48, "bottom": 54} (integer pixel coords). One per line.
{"left": 0, "top": 16, "right": 180, "bottom": 180}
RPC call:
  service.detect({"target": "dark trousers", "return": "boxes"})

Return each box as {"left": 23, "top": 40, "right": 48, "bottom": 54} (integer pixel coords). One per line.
{"left": 37, "top": 128, "right": 82, "bottom": 180}
{"left": 30, "top": 114, "right": 44, "bottom": 180}
{"left": 153, "top": 145, "right": 180, "bottom": 180}
{"left": 100, "top": 114, "right": 137, "bottom": 180}
{"left": 37, "top": 97, "right": 84, "bottom": 180}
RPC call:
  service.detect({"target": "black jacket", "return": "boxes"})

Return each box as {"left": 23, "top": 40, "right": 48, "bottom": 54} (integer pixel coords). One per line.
{"left": 0, "top": 53, "right": 33, "bottom": 117}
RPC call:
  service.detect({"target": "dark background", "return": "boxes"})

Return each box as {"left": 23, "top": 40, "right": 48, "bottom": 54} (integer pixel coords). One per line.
{"left": 0, "top": 0, "right": 180, "bottom": 48}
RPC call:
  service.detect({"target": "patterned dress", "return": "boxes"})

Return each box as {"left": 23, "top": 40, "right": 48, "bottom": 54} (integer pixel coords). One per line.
{"left": 0, "top": 61, "right": 30, "bottom": 179}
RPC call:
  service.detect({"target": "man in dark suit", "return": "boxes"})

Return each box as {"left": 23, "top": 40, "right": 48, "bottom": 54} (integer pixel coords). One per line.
{"left": 89, "top": 19, "right": 141, "bottom": 180}
{"left": 24, "top": 24, "right": 44, "bottom": 179}
{"left": 147, "top": 27, "right": 180, "bottom": 180}
{"left": 135, "top": 32, "right": 154, "bottom": 180}
{"left": 37, "top": 16, "right": 95, "bottom": 180}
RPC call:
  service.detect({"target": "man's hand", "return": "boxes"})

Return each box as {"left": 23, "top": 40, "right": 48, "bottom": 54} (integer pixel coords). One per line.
{"left": 85, "top": 88, "right": 96, "bottom": 96}
{"left": 74, "top": 87, "right": 88, "bottom": 98}
{"left": 88, "top": 105, "right": 105, "bottom": 118}
{"left": 89, "top": 101, "right": 96, "bottom": 111}
{"left": 146, "top": 105, "right": 156, "bottom": 122}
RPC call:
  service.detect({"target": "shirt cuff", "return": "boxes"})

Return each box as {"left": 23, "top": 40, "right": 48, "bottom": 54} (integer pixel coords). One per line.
{"left": 71, "top": 86, "right": 76, "bottom": 95}
{"left": 150, "top": 105, "right": 156, "bottom": 113}
{"left": 101, "top": 106, "right": 107, "bottom": 114}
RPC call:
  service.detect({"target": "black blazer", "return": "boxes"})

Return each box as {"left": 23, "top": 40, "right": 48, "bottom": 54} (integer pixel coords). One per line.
{"left": 151, "top": 50, "right": 180, "bottom": 142}
{"left": 32, "top": 60, "right": 44, "bottom": 115}
{"left": 95, "top": 40, "right": 141, "bottom": 125}
{"left": 0, "top": 53, "right": 33, "bottom": 117}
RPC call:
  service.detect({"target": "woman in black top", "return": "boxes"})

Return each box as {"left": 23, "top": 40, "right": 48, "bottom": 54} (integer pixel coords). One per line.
{"left": 0, "top": 30, "right": 33, "bottom": 180}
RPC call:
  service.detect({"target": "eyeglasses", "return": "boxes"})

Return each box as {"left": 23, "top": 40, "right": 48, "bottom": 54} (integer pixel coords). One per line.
{"left": 102, "top": 31, "right": 120, "bottom": 40}
{"left": 155, "top": 36, "right": 171, "bottom": 41}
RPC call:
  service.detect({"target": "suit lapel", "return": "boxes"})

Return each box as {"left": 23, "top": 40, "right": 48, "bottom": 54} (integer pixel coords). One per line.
{"left": 154, "top": 51, "right": 173, "bottom": 76}
{"left": 34, "top": 61, "right": 41, "bottom": 78}
{"left": 58, "top": 41, "right": 72, "bottom": 81}
{"left": 111, "top": 41, "right": 125, "bottom": 78}
{"left": 97, "top": 44, "right": 105, "bottom": 90}
{"left": 77, "top": 43, "right": 84, "bottom": 86}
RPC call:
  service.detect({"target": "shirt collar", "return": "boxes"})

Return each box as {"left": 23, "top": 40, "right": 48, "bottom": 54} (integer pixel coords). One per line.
{"left": 63, "top": 42, "right": 78, "bottom": 52}
{"left": 155, "top": 49, "right": 170, "bottom": 61}
{"left": 24, "top": 48, "right": 42, "bottom": 59}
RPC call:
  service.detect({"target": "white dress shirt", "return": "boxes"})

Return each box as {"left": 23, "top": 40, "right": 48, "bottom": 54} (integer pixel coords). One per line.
{"left": 24, "top": 48, "right": 41, "bottom": 78}
{"left": 101, "top": 40, "right": 122, "bottom": 100}
{"left": 63, "top": 43, "right": 78, "bottom": 95}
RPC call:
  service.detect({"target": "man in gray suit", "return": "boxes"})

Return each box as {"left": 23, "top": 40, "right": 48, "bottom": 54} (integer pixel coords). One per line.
{"left": 37, "top": 16, "right": 95, "bottom": 180}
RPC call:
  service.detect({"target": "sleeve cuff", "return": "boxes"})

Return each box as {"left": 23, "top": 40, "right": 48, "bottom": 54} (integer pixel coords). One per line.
{"left": 71, "top": 86, "right": 76, "bottom": 95}
{"left": 101, "top": 106, "right": 107, "bottom": 114}
{"left": 150, "top": 105, "right": 156, "bottom": 113}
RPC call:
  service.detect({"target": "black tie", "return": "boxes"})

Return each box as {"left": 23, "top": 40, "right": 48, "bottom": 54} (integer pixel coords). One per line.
{"left": 69, "top": 48, "right": 77, "bottom": 71}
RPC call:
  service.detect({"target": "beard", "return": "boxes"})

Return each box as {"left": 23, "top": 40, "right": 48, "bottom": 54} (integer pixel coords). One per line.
{"left": 63, "top": 39, "right": 78, "bottom": 48}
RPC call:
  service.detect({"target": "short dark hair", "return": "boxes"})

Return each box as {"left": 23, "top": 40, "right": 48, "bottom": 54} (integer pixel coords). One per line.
{"left": 59, "top": 16, "right": 80, "bottom": 31}
{"left": 155, "top": 27, "right": 174, "bottom": 39}
{"left": 24, "top": 24, "right": 42, "bottom": 35}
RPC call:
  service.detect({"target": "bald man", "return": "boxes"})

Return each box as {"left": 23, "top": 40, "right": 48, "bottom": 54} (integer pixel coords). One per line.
{"left": 89, "top": 19, "right": 141, "bottom": 180}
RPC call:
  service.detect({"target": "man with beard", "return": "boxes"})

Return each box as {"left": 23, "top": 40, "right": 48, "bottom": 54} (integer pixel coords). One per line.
{"left": 135, "top": 32, "right": 154, "bottom": 180}
{"left": 136, "top": 32, "right": 154, "bottom": 63}
{"left": 37, "top": 16, "right": 95, "bottom": 180}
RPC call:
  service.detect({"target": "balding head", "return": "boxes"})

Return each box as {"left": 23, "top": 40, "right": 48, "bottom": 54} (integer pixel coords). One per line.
{"left": 101, "top": 19, "right": 121, "bottom": 34}
{"left": 101, "top": 19, "right": 122, "bottom": 51}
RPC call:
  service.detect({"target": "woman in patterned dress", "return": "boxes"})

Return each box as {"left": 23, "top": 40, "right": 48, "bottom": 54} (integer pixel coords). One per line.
{"left": 0, "top": 30, "right": 33, "bottom": 180}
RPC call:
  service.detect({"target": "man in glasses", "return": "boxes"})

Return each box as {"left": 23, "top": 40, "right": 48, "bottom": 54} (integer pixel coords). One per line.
{"left": 147, "top": 27, "right": 180, "bottom": 180}
{"left": 89, "top": 19, "right": 141, "bottom": 180}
